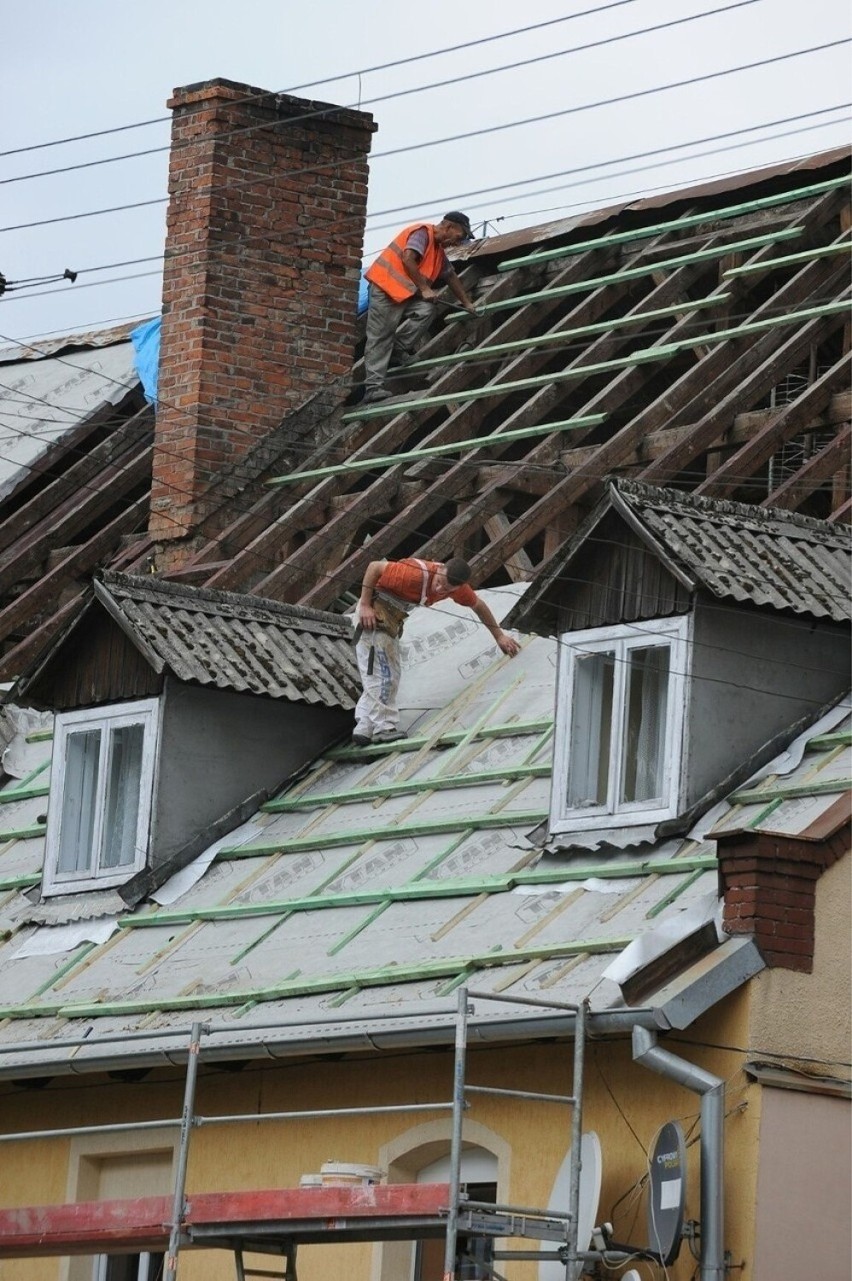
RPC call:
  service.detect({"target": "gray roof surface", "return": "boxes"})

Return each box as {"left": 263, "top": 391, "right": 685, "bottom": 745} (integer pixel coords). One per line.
{"left": 0, "top": 337, "right": 138, "bottom": 501}
{"left": 612, "top": 481, "right": 852, "bottom": 621}
{"left": 92, "top": 571, "right": 361, "bottom": 708}
{"left": 509, "top": 480, "right": 852, "bottom": 635}
{"left": 0, "top": 585, "right": 847, "bottom": 1077}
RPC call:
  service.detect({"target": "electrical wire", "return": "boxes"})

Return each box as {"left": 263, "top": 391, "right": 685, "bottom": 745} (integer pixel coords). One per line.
{"left": 0, "top": 2, "right": 761, "bottom": 188}
{"left": 0, "top": 2, "right": 650, "bottom": 159}
{"left": 6, "top": 100, "right": 847, "bottom": 305}
{"left": 2, "top": 38, "right": 847, "bottom": 237}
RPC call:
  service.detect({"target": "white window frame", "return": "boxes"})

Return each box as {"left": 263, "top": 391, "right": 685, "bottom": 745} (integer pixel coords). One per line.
{"left": 43, "top": 698, "right": 160, "bottom": 895}
{"left": 551, "top": 615, "right": 690, "bottom": 835}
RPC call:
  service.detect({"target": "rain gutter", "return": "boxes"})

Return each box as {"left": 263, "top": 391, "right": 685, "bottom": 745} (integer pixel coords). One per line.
{"left": 0, "top": 1007, "right": 665, "bottom": 1082}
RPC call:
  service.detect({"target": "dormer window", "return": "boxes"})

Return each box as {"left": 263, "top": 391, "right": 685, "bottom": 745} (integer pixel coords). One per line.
{"left": 43, "top": 699, "right": 160, "bottom": 895}
{"left": 552, "top": 617, "right": 689, "bottom": 834}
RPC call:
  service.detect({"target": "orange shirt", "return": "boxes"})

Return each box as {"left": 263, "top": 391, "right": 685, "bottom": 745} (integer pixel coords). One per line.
{"left": 376, "top": 558, "right": 478, "bottom": 609}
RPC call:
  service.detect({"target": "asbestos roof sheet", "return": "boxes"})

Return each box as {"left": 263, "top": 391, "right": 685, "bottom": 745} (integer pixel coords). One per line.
{"left": 0, "top": 585, "right": 846, "bottom": 1076}
{"left": 510, "top": 479, "right": 852, "bottom": 635}
{"left": 93, "top": 571, "right": 361, "bottom": 709}
{"left": 611, "top": 480, "right": 852, "bottom": 621}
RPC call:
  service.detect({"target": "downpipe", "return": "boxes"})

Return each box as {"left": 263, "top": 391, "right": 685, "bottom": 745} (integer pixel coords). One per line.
{"left": 632, "top": 1026, "right": 726, "bottom": 1281}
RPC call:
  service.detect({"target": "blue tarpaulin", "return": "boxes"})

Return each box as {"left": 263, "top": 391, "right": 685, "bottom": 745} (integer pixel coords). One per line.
{"left": 131, "top": 276, "right": 366, "bottom": 403}
{"left": 131, "top": 316, "right": 161, "bottom": 405}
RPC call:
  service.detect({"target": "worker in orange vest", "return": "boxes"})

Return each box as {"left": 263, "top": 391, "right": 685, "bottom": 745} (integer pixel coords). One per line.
{"left": 361, "top": 212, "right": 479, "bottom": 403}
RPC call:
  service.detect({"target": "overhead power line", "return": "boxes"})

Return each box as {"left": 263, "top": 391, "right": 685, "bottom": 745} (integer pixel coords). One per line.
{"left": 0, "top": 2, "right": 650, "bottom": 159}
{"left": 0, "top": 2, "right": 760, "bottom": 188}
{"left": 5, "top": 105, "right": 847, "bottom": 307}
{"left": 1, "top": 38, "right": 847, "bottom": 238}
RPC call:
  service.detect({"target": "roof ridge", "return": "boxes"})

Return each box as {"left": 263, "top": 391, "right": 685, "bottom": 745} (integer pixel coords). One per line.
{"left": 98, "top": 570, "right": 350, "bottom": 635}
{"left": 611, "top": 477, "right": 851, "bottom": 543}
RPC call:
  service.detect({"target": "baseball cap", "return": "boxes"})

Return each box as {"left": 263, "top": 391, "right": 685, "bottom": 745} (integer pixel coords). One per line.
{"left": 443, "top": 210, "right": 474, "bottom": 240}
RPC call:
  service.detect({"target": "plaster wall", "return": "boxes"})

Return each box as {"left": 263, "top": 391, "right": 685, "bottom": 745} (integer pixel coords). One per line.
{"left": 0, "top": 992, "right": 764, "bottom": 1281}
{"left": 751, "top": 1087, "right": 850, "bottom": 1281}
{"left": 748, "top": 851, "right": 851, "bottom": 1072}
{"left": 152, "top": 678, "right": 350, "bottom": 869}
{"left": 686, "top": 601, "right": 848, "bottom": 805}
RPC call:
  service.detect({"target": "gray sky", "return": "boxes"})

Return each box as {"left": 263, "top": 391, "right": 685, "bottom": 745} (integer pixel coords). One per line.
{"left": 2, "top": 0, "right": 849, "bottom": 343}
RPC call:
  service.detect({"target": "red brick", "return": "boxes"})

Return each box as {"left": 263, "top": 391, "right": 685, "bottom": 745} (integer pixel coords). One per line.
{"left": 150, "top": 78, "right": 375, "bottom": 547}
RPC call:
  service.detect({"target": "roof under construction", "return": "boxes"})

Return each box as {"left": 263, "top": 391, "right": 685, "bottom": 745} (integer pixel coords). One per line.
{"left": 0, "top": 582, "right": 847, "bottom": 1077}
{"left": 0, "top": 148, "right": 847, "bottom": 680}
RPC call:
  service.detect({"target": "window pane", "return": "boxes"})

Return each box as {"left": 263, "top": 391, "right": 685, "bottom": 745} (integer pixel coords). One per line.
{"left": 57, "top": 730, "right": 101, "bottom": 873}
{"left": 101, "top": 724, "right": 144, "bottom": 869}
{"left": 621, "top": 645, "right": 670, "bottom": 803}
{"left": 567, "top": 651, "right": 614, "bottom": 808}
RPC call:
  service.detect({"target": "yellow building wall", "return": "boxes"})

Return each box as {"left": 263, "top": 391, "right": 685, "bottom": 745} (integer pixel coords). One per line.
{"left": 747, "top": 850, "right": 851, "bottom": 1075}
{"left": 0, "top": 989, "right": 765, "bottom": 1281}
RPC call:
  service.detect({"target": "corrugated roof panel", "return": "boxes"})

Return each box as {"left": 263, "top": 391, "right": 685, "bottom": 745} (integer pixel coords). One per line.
{"left": 95, "top": 573, "right": 361, "bottom": 709}
{"left": 617, "top": 483, "right": 852, "bottom": 621}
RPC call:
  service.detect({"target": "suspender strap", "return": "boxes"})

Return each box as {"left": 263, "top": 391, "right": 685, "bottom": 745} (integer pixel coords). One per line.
{"left": 409, "top": 557, "right": 432, "bottom": 606}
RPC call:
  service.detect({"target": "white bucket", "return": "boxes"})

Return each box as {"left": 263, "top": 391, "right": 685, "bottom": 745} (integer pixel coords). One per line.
{"left": 319, "top": 1161, "right": 384, "bottom": 1186}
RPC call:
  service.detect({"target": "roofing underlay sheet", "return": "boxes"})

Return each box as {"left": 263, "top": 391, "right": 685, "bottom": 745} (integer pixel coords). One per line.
{"left": 0, "top": 587, "right": 847, "bottom": 1074}
{"left": 0, "top": 340, "right": 137, "bottom": 500}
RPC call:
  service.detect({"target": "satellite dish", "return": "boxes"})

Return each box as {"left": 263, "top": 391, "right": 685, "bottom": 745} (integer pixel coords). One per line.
{"left": 647, "top": 1120, "right": 686, "bottom": 1265}
{"left": 538, "top": 1131, "right": 602, "bottom": 1281}
{"left": 622, "top": 1272, "right": 642, "bottom": 1281}
{"left": 576, "top": 1131, "right": 603, "bottom": 1254}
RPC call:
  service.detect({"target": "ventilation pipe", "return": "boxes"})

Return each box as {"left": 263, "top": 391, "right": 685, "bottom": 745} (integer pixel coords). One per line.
{"left": 632, "top": 1026, "right": 725, "bottom": 1281}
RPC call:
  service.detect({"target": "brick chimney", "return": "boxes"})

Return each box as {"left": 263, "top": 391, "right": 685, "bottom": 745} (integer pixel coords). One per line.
{"left": 150, "top": 79, "right": 375, "bottom": 549}
{"left": 717, "top": 796, "right": 850, "bottom": 971}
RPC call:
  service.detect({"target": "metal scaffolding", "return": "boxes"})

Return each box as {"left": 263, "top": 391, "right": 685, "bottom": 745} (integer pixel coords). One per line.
{"left": 0, "top": 990, "right": 591, "bottom": 1280}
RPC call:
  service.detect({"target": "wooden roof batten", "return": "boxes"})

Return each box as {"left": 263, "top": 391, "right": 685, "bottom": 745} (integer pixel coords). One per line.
{"left": 0, "top": 156, "right": 847, "bottom": 679}
{"left": 290, "top": 186, "right": 849, "bottom": 611}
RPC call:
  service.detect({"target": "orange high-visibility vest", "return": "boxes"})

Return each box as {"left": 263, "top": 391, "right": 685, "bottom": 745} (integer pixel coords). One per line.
{"left": 365, "top": 223, "right": 447, "bottom": 303}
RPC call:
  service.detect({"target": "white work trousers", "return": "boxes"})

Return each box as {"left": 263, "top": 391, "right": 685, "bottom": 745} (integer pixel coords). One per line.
{"left": 363, "top": 284, "right": 435, "bottom": 391}
{"left": 354, "top": 629, "right": 402, "bottom": 738}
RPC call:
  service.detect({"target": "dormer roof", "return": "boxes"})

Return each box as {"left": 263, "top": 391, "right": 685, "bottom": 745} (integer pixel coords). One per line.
{"left": 13, "top": 571, "right": 361, "bottom": 711}
{"left": 507, "top": 479, "right": 852, "bottom": 636}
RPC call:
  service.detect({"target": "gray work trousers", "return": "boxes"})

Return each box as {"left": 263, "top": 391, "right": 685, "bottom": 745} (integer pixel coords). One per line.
{"left": 363, "top": 283, "right": 435, "bottom": 391}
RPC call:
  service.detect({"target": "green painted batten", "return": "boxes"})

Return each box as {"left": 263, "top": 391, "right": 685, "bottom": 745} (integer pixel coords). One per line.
{"left": 264, "top": 764, "right": 551, "bottom": 811}
{"left": 806, "top": 731, "right": 852, "bottom": 751}
{"left": 0, "top": 785, "right": 50, "bottom": 805}
{"left": 10, "top": 938, "right": 632, "bottom": 1021}
{"left": 345, "top": 298, "right": 848, "bottom": 422}
{"left": 394, "top": 295, "right": 730, "bottom": 373}
{"left": 460, "top": 228, "right": 803, "bottom": 317}
{"left": 328, "top": 719, "right": 553, "bottom": 759}
{"left": 270, "top": 416, "right": 606, "bottom": 484}
{"left": 121, "top": 854, "right": 717, "bottom": 929}
{"left": 0, "top": 824, "right": 47, "bottom": 843}
{"left": 722, "top": 240, "right": 851, "bottom": 277}
{"left": 729, "top": 778, "right": 850, "bottom": 806}
{"left": 0, "top": 873, "right": 40, "bottom": 891}
{"left": 0, "top": 761, "right": 51, "bottom": 804}
{"left": 497, "top": 175, "right": 849, "bottom": 271}
{"left": 217, "top": 811, "right": 548, "bottom": 858}
{"left": 645, "top": 867, "right": 707, "bottom": 918}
